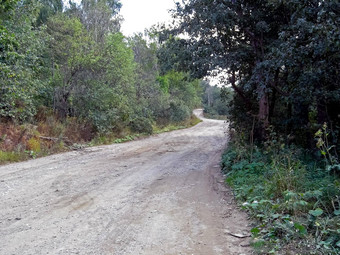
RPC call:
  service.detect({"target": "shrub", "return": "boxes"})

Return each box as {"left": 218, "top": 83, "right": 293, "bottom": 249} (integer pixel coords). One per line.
{"left": 222, "top": 137, "right": 340, "bottom": 254}
{"left": 26, "top": 137, "right": 41, "bottom": 152}
{"left": 169, "top": 102, "right": 190, "bottom": 123}
{"left": 129, "top": 117, "right": 153, "bottom": 134}
{"left": 0, "top": 150, "right": 21, "bottom": 163}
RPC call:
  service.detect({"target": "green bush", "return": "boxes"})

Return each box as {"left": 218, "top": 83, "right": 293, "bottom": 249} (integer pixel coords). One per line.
{"left": 222, "top": 138, "right": 340, "bottom": 254}
{"left": 169, "top": 102, "right": 190, "bottom": 123}
{"left": 129, "top": 117, "right": 153, "bottom": 135}
{"left": 0, "top": 150, "right": 21, "bottom": 163}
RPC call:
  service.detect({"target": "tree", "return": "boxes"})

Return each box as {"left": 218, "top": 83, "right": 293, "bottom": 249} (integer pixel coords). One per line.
{"left": 0, "top": 0, "right": 49, "bottom": 122}
{"left": 0, "top": 0, "right": 19, "bottom": 58}
{"left": 202, "top": 82, "right": 231, "bottom": 117}
{"left": 160, "top": 0, "right": 340, "bottom": 147}
{"left": 46, "top": 12, "right": 137, "bottom": 132}
{"left": 160, "top": 0, "right": 276, "bottom": 136}
{"left": 36, "top": 0, "right": 63, "bottom": 25}
{"left": 47, "top": 14, "right": 95, "bottom": 117}
{"left": 0, "top": 0, "right": 203, "bottom": 139}
{"left": 128, "top": 32, "right": 164, "bottom": 121}
{"left": 157, "top": 71, "right": 201, "bottom": 123}
{"left": 79, "top": 0, "right": 122, "bottom": 42}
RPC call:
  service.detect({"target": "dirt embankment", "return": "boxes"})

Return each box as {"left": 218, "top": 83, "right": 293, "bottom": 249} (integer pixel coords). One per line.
{"left": 0, "top": 109, "right": 251, "bottom": 255}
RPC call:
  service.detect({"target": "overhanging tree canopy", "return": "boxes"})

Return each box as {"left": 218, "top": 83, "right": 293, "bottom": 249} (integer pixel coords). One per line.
{"left": 160, "top": 0, "right": 340, "bottom": 146}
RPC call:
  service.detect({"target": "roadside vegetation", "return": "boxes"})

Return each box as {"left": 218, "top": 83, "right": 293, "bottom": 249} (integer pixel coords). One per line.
{"left": 0, "top": 0, "right": 203, "bottom": 164}
{"left": 222, "top": 127, "right": 339, "bottom": 254}
{"left": 0, "top": 113, "right": 201, "bottom": 164}
{"left": 201, "top": 82, "right": 232, "bottom": 120}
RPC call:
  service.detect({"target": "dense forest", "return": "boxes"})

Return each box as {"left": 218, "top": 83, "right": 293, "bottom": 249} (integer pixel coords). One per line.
{"left": 161, "top": 0, "right": 340, "bottom": 254}
{"left": 0, "top": 0, "right": 205, "bottom": 160}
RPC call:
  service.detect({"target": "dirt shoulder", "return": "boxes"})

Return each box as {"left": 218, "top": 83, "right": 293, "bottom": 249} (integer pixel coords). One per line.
{"left": 0, "top": 109, "right": 251, "bottom": 255}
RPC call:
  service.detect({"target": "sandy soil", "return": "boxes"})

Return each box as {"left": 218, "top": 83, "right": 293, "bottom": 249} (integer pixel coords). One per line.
{"left": 0, "top": 109, "right": 251, "bottom": 255}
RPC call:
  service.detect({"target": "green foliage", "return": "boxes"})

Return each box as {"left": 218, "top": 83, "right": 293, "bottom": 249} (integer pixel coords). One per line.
{"left": 154, "top": 71, "right": 201, "bottom": 124}
{"left": 103, "top": 32, "right": 136, "bottom": 97}
{"left": 0, "top": 0, "right": 18, "bottom": 18}
{"left": 0, "top": 0, "right": 203, "bottom": 159}
{"left": 46, "top": 13, "right": 96, "bottom": 116}
{"left": 222, "top": 135, "right": 340, "bottom": 254}
{"left": 36, "top": 0, "right": 63, "bottom": 25}
{"left": 0, "top": 0, "right": 49, "bottom": 122}
{"left": 161, "top": 0, "right": 340, "bottom": 151}
{"left": 315, "top": 123, "right": 339, "bottom": 167}
{"left": 129, "top": 117, "right": 153, "bottom": 135}
{"left": 202, "top": 81, "right": 232, "bottom": 119}
{"left": 46, "top": 14, "right": 137, "bottom": 133}
{"left": 80, "top": 0, "right": 122, "bottom": 42}
{"left": 169, "top": 102, "right": 190, "bottom": 123}
{"left": 0, "top": 150, "right": 21, "bottom": 163}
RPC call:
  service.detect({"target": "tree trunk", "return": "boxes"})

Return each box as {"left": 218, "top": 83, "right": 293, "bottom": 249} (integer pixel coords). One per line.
{"left": 269, "top": 89, "right": 276, "bottom": 123}
{"left": 269, "top": 69, "right": 280, "bottom": 122}
{"left": 258, "top": 88, "right": 269, "bottom": 139}
{"left": 317, "top": 99, "right": 327, "bottom": 125}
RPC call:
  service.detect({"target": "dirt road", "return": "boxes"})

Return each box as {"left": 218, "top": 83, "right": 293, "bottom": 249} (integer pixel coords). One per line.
{"left": 0, "top": 109, "right": 251, "bottom": 255}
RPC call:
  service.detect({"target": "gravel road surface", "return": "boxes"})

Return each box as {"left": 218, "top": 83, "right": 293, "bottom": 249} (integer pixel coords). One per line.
{"left": 0, "top": 109, "right": 251, "bottom": 255}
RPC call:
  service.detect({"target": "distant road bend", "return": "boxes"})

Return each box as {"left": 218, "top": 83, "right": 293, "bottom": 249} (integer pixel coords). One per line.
{"left": 0, "top": 109, "right": 251, "bottom": 255}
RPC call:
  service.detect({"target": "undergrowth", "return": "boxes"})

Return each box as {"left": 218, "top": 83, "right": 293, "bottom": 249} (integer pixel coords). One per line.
{"left": 222, "top": 129, "right": 340, "bottom": 254}
{"left": 203, "top": 113, "right": 227, "bottom": 120}
{"left": 0, "top": 151, "right": 22, "bottom": 163}
{"left": 154, "top": 114, "right": 202, "bottom": 134}
{"left": 0, "top": 114, "right": 202, "bottom": 165}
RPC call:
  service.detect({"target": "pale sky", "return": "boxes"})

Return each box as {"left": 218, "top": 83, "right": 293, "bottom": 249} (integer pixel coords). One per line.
{"left": 66, "top": 0, "right": 176, "bottom": 36}
{"left": 119, "top": 0, "right": 176, "bottom": 36}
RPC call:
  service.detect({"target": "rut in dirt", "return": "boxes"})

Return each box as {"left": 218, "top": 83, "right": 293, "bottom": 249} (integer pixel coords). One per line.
{"left": 0, "top": 109, "right": 251, "bottom": 255}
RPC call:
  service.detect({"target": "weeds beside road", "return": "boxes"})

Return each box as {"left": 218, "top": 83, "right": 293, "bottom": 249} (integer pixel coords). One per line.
{"left": 222, "top": 130, "right": 340, "bottom": 254}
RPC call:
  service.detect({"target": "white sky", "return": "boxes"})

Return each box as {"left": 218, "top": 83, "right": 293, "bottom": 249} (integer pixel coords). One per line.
{"left": 119, "top": 0, "right": 176, "bottom": 36}
{"left": 66, "top": 0, "right": 176, "bottom": 36}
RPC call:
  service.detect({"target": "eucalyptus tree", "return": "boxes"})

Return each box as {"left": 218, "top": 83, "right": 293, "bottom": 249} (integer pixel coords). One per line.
{"left": 36, "top": 0, "right": 63, "bottom": 25}
{"left": 46, "top": 14, "right": 96, "bottom": 117}
{"left": 127, "top": 33, "right": 163, "bottom": 120}
{"left": 79, "top": 0, "right": 122, "bottom": 42}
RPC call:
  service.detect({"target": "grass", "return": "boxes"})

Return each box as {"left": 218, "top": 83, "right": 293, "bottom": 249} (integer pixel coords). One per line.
{"left": 0, "top": 151, "right": 22, "bottom": 163}
{"left": 0, "top": 114, "right": 202, "bottom": 165}
{"left": 153, "top": 115, "right": 202, "bottom": 134}
{"left": 222, "top": 137, "right": 340, "bottom": 254}
{"left": 203, "top": 113, "right": 227, "bottom": 120}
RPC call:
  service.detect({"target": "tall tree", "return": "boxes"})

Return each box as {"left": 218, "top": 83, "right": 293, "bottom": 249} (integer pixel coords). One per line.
{"left": 160, "top": 0, "right": 340, "bottom": 146}
{"left": 80, "top": 0, "right": 122, "bottom": 42}
{"left": 36, "top": 0, "right": 63, "bottom": 25}
{"left": 47, "top": 14, "right": 95, "bottom": 117}
{"left": 128, "top": 33, "right": 160, "bottom": 115}
{"left": 0, "top": 0, "right": 49, "bottom": 122}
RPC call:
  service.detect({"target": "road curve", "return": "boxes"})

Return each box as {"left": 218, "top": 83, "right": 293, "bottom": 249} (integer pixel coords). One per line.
{"left": 0, "top": 109, "right": 251, "bottom": 255}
